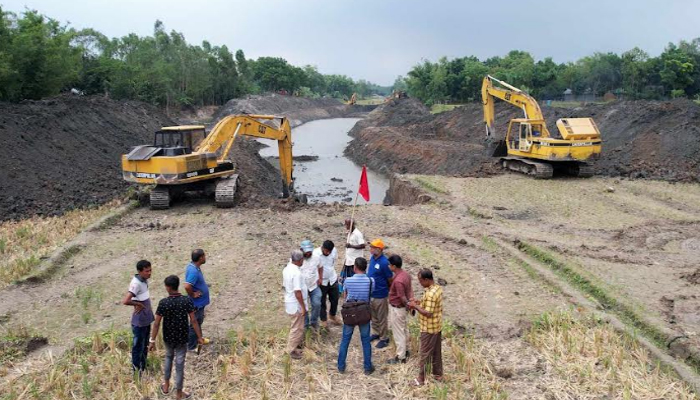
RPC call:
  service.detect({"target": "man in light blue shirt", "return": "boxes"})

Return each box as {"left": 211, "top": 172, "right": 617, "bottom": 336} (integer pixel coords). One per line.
{"left": 337, "top": 257, "right": 375, "bottom": 375}
{"left": 185, "top": 249, "right": 210, "bottom": 351}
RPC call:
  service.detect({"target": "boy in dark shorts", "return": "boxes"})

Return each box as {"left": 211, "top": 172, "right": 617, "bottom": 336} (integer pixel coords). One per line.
{"left": 149, "top": 275, "right": 204, "bottom": 400}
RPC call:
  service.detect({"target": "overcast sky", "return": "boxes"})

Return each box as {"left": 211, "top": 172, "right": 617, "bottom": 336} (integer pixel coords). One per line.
{"left": 2, "top": 0, "right": 699, "bottom": 85}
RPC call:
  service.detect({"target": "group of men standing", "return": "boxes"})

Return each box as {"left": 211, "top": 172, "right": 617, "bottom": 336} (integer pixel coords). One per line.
{"left": 122, "top": 249, "right": 211, "bottom": 400}
{"left": 122, "top": 216, "right": 445, "bottom": 396}
{"left": 283, "top": 218, "right": 445, "bottom": 385}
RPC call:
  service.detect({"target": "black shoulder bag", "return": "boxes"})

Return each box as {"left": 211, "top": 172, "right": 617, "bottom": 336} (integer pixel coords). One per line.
{"left": 340, "top": 276, "right": 373, "bottom": 326}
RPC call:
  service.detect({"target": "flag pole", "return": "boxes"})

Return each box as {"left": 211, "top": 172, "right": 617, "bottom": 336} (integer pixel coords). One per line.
{"left": 347, "top": 165, "right": 369, "bottom": 245}
{"left": 347, "top": 186, "right": 360, "bottom": 244}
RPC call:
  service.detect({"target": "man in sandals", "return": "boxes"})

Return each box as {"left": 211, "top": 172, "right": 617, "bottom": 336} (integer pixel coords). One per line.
{"left": 149, "top": 275, "right": 204, "bottom": 400}
{"left": 409, "top": 268, "right": 443, "bottom": 386}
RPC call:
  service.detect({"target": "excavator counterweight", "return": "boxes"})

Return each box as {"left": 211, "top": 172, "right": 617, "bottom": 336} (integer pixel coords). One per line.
{"left": 122, "top": 115, "right": 299, "bottom": 209}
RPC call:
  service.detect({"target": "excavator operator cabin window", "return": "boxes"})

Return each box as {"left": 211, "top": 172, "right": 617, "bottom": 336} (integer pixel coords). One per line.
{"left": 190, "top": 129, "right": 206, "bottom": 151}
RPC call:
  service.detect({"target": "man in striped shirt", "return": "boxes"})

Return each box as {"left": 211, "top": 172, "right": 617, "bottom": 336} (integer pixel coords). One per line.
{"left": 337, "top": 257, "right": 375, "bottom": 374}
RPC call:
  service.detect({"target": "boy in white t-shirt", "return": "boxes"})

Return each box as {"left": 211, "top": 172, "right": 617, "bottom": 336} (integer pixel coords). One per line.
{"left": 122, "top": 260, "right": 155, "bottom": 373}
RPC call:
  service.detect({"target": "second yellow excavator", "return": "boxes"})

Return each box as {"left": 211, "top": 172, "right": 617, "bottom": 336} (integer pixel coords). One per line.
{"left": 121, "top": 114, "right": 300, "bottom": 209}
{"left": 482, "top": 75, "right": 602, "bottom": 178}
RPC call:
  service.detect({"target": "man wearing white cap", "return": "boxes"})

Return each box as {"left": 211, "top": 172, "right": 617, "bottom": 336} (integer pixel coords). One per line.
{"left": 300, "top": 239, "right": 323, "bottom": 329}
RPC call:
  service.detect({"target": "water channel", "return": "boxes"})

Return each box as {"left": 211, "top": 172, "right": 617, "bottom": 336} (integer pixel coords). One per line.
{"left": 258, "top": 118, "right": 389, "bottom": 204}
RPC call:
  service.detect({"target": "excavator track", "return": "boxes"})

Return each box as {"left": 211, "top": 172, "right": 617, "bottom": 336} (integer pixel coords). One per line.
{"left": 568, "top": 163, "right": 594, "bottom": 178}
{"left": 215, "top": 174, "right": 239, "bottom": 208}
{"left": 150, "top": 186, "right": 171, "bottom": 210}
{"left": 501, "top": 157, "right": 554, "bottom": 179}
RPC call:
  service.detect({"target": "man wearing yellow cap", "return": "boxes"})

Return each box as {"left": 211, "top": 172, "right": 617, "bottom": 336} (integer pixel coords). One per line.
{"left": 367, "top": 238, "right": 393, "bottom": 349}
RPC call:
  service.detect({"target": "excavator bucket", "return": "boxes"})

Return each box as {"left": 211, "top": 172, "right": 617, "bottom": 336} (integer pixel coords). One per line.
{"left": 485, "top": 139, "right": 508, "bottom": 157}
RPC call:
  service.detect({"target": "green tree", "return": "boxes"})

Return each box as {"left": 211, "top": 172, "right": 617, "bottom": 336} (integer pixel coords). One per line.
{"left": 659, "top": 43, "right": 695, "bottom": 97}
{"left": 460, "top": 57, "right": 488, "bottom": 101}
{"left": 1, "top": 9, "right": 81, "bottom": 101}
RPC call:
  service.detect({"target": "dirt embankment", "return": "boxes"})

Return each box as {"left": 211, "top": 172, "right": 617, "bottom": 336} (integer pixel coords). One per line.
{"left": 346, "top": 98, "right": 700, "bottom": 181}
{"left": 0, "top": 95, "right": 173, "bottom": 221}
{"left": 214, "top": 93, "right": 373, "bottom": 127}
{"left": 0, "top": 94, "right": 374, "bottom": 221}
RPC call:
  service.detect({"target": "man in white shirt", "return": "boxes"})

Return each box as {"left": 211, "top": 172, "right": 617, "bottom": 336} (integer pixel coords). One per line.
{"left": 122, "top": 260, "right": 155, "bottom": 373}
{"left": 283, "top": 250, "right": 308, "bottom": 360}
{"left": 300, "top": 239, "right": 323, "bottom": 330}
{"left": 342, "top": 218, "right": 366, "bottom": 285}
{"left": 315, "top": 240, "right": 340, "bottom": 327}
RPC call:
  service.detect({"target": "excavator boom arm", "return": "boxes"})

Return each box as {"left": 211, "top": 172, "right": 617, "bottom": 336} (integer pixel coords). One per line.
{"left": 197, "top": 114, "right": 294, "bottom": 196}
{"left": 481, "top": 75, "right": 548, "bottom": 138}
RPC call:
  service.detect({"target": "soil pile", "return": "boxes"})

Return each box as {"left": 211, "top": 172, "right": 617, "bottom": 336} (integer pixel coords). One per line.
{"left": 346, "top": 98, "right": 700, "bottom": 181}
{"left": 214, "top": 94, "right": 373, "bottom": 128}
{"left": 552, "top": 100, "right": 700, "bottom": 181}
{"left": 345, "top": 98, "right": 501, "bottom": 176}
{"left": 0, "top": 95, "right": 172, "bottom": 221}
{"left": 348, "top": 97, "right": 432, "bottom": 137}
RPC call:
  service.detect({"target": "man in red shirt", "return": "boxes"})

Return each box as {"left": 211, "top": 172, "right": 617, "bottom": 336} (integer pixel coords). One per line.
{"left": 386, "top": 255, "right": 413, "bottom": 364}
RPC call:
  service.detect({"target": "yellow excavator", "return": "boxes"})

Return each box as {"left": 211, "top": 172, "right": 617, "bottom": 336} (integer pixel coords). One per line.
{"left": 121, "top": 115, "right": 297, "bottom": 209}
{"left": 347, "top": 93, "right": 357, "bottom": 105}
{"left": 482, "top": 75, "right": 602, "bottom": 178}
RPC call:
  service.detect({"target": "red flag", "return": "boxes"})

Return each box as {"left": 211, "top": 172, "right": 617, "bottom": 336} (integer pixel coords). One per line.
{"left": 358, "top": 165, "right": 370, "bottom": 201}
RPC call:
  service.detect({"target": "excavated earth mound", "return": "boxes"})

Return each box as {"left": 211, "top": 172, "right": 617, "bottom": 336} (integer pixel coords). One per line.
{"left": 0, "top": 95, "right": 173, "bottom": 221}
{"left": 214, "top": 94, "right": 373, "bottom": 128}
{"left": 346, "top": 98, "right": 700, "bottom": 181}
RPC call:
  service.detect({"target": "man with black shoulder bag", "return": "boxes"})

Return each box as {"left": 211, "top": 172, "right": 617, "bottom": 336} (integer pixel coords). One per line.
{"left": 337, "top": 257, "right": 375, "bottom": 374}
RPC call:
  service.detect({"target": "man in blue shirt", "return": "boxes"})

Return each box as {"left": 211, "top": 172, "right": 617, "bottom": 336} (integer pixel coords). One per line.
{"left": 337, "top": 257, "right": 375, "bottom": 374}
{"left": 185, "top": 249, "right": 210, "bottom": 351}
{"left": 367, "top": 239, "right": 393, "bottom": 349}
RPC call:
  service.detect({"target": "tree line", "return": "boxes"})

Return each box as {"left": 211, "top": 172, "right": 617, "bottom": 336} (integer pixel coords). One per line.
{"left": 397, "top": 39, "right": 700, "bottom": 106}
{"left": 0, "top": 8, "right": 391, "bottom": 106}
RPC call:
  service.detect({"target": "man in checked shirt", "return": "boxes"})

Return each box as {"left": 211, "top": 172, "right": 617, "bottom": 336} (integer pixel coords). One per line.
{"left": 408, "top": 268, "right": 443, "bottom": 386}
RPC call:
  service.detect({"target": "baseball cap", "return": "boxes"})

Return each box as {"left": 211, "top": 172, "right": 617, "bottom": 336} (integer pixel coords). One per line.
{"left": 369, "top": 239, "right": 385, "bottom": 249}
{"left": 300, "top": 239, "right": 314, "bottom": 253}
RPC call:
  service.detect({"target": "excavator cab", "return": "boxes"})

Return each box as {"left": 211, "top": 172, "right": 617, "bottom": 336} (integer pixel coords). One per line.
{"left": 154, "top": 126, "right": 207, "bottom": 156}
{"left": 506, "top": 119, "right": 536, "bottom": 153}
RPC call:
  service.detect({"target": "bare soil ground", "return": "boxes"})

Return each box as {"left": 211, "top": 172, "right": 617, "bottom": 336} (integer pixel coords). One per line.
{"left": 408, "top": 174, "right": 700, "bottom": 354}
{"left": 346, "top": 98, "right": 700, "bottom": 181}
{"left": 1, "top": 175, "right": 698, "bottom": 398}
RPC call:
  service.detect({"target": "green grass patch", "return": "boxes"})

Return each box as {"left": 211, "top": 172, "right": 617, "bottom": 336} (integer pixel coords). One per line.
{"left": 430, "top": 103, "right": 463, "bottom": 114}
{"left": 0, "top": 326, "right": 48, "bottom": 364}
{"left": 547, "top": 101, "right": 608, "bottom": 108}
{"left": 515, "top": 241, "right": 684, "bottom": 361}
{"left": 414, "top": 176, "right": 449, "bottom": 195}
{"left": 481, "top": 236, "right": 499, "bottom": 253}
{"left": 355, "top": 98, "right": 384, "bottom": 105}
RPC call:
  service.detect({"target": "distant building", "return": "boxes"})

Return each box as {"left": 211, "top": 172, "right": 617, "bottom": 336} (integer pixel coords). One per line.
{"left": 563, "top": 88, "right": 573, "bottom": 102}
{"left": 563, "top": 88, "right": 597, "bottom": 103}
